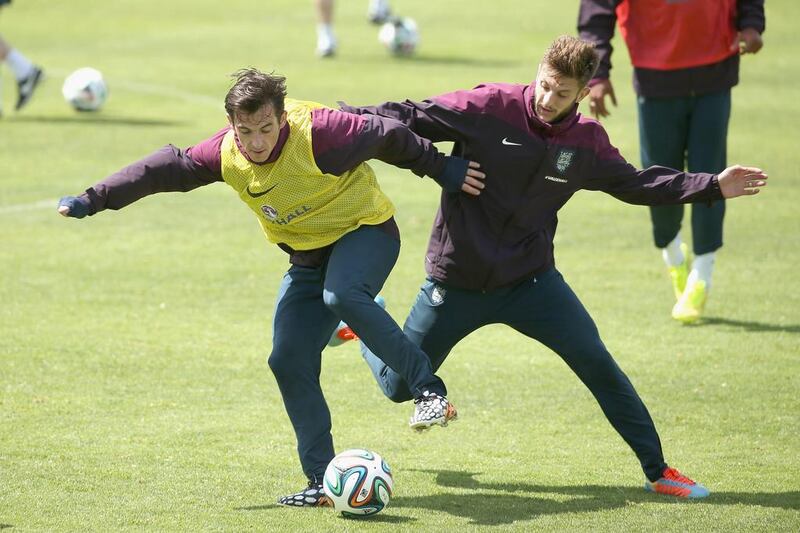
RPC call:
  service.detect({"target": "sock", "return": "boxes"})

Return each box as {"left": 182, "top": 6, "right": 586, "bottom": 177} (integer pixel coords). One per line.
{"left": 316, "top": 24, "right": 335, "bottom": 49}
{"left": 687, "top": 252, "right": 715, "bottom": 289}
{"left": 6, "top": 49, "right": 35, "bottom": 81}
{"left": 661, "top": 234, "right": 685, "bottom": 268}
{"left": 368, "top": 0, "right": 391, "bottom": 20}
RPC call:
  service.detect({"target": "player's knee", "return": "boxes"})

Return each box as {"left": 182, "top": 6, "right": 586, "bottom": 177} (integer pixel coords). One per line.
{"left": 267, "top": 345, "right": 295, "bottom": 379}
{"left": 321, "top": 288, "right": 340, "bottom": 311}
{"left": 577, "top": 348, "right": 625, "bottom": 385}
{"left": 322, "top": 286, "right": 362, "bottom": 316}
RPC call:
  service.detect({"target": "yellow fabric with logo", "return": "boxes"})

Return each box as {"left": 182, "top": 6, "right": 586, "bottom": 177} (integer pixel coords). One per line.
{"left": 220, "top": 98, "right": 395, "bottom": 250}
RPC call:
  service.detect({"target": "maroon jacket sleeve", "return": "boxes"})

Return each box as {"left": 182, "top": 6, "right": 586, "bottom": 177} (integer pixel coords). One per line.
{"left": 78, "top": 129, "right": 226, "bottom": 215}
{"left": 338, "top": 87, "right": 485, "bottom": 145}
{"left": 583, "top": 125, "right": 722, "bottom": 205}
{"left": 737, "top": 0, "right": 765, "bottom": 32}
{"left": 311, "top": 107, "right": 447, "bottom": 179}
{"left": 578, "top": 0, "right": 623, "bottom": 81}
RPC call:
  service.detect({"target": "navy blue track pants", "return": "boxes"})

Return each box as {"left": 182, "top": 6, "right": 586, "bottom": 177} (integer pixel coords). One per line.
{"left": 638, "top": 90, "right": 731, "bottom": 255}
{"left": 361, "top": 269, "right": 668, "bottom": 482}
{"left": 268, "top": 225, "right": 446, "bottom": 482}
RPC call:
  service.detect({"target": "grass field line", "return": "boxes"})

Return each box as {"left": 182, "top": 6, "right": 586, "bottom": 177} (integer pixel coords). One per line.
{"left": 0, "top": 198, "right": 56, "bottom": 215}
{"left": 49, "top": 67, "right": 222, "bottom": 109}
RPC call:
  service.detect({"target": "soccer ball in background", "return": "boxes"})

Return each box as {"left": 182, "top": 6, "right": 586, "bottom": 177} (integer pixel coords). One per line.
{"left": 62, "top": 68, "right": 108, "bottom": 112}
{"left": 323, "top": 448, "right": 393, "bottom": 517}
{"left": 378, "top": 17, "right": 419, "bottom": 56}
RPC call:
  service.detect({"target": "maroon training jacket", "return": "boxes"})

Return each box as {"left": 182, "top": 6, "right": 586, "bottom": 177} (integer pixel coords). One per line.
{"left": 341, "top": 82, "right": 723, "bottom": 291}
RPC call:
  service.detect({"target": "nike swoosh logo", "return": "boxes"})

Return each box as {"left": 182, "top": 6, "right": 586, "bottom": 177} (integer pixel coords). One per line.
{"left": 502, "top": 137, "right": 522, "bottom": 146}
{"left": 246, "top": 183, "right": 278, "bottom": 198}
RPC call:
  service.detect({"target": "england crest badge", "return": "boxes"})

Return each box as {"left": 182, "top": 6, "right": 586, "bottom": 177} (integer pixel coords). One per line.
{"left": 261, "top": 204, "right": 278, "bottom": 220}
{"left": 431, "top": 285, "right": 446, "bottom": 305}
{"left": 555, "top": 149, "right": 576, "bottom": 173}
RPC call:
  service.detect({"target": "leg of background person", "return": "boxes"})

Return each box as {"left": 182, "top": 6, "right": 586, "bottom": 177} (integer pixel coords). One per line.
{"left": 0, "top": 34, "right": 9, "bottom": 59}
{"left": 323, "top": 225, "right": 446, "bottom": 398}
{"left": 0, "top": 33, "right": 42, "bottom": 111}
{"left": 638, "top": 95, "right": 691, "bottom": 264}
{"left": 0, "top": 35, "right": 8, "bottom": 116}
{"left": 367, "top": 0, "right": 392, "bottom": 24}
{"left": 1, "top": 45, "right": 34, "bottom": 79}
{"left": 503, "top": 269, "right": 668, "bottom": 481}
{"left": 314, "top": 0, "right": 337, "bottom": 57}
{"left": 669, "top": 90, "right": 731, "bottom": 322}
{"left": 360, "top": 279, "right": 488, "bottom": 402}
{"left": 687, "top": 90, "right": 730, "bottom": 284}
{"left": 268, "top": 265, "right": 341, "bottom": 483}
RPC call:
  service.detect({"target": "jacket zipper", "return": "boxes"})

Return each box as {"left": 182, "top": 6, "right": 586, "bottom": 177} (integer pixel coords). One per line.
{"left": 480, "top": 140, "right": 550, "bottom": 291}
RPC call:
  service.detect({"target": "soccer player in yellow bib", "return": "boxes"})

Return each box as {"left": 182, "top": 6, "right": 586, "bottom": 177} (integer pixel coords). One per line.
{"left": 57, "top": 68, "right": 485, "bottom": 507}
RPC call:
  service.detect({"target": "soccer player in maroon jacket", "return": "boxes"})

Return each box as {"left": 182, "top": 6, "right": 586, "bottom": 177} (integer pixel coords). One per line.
{"left": 337, "top": 36, "right": 767, "bottom": 499}
{"left": 57, "top": 69, "right": 484, "bottom": 507}
{"left": 578, "top": 0, "right": 765, "bottom": 322}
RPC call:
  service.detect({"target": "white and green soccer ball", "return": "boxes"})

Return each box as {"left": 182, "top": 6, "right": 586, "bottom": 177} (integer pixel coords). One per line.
{"left": 378, "top": 17, "right": 419, "bottom": 56}
{"left": 62, "top": 67, "right": 108, "bottom": 112}
{"left": 323, "top": 448, "right": 393, "bottom": 517}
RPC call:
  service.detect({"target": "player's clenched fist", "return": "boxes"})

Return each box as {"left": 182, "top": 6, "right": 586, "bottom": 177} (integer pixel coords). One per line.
{"left": 58, "top": 196, "right": 92, "bottom": 218}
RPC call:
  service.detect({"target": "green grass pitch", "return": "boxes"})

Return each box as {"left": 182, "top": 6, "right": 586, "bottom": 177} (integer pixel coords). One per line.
{"left": 1, "top": 0, "right": 798, "bottom": 530}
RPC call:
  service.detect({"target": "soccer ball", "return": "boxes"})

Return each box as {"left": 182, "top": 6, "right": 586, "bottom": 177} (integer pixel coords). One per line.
{"left": 378, "top": 17, "right": 419, "bottom": 56}
{"left": 323, "top": 449, "right": 393, "bottom": 517}
{"left": 62, "top": 68, "right": 108, "bottom": 112}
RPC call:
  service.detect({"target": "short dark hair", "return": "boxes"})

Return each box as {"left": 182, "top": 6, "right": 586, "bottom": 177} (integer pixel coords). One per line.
{"left": 542, "top": 36, "right": 600, "bottom": 87}
{"left": 224, "top": 68, "right": 287, "bottom": 118}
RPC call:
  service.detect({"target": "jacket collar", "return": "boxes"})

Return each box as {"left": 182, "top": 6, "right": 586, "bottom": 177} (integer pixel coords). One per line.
{"left": 524, "top": 83, "right": 580, "bottom": 136}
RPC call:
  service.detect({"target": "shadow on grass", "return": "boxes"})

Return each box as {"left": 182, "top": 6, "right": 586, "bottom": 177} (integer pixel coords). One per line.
{"left": 690, "top": 316, "right": 800, "bottom": 334}
{"left": 389, "top": 470, "right": 800, "bottom": 526}
{"left": 7, "top": 115, "right": 184, "bottom": 127}
{"left": 235, "top": 504, "right": 415, "bottom": 524}
{"left": 0, "top": 525, "right": 13, "bottom": 530}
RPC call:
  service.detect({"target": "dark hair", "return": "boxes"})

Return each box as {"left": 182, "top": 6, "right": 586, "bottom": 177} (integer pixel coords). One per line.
{"left": 224, "top": 68, "right": 287, "bottom": 118}
{"left": 542, "top": 36, "right": 600, "bottom": 87}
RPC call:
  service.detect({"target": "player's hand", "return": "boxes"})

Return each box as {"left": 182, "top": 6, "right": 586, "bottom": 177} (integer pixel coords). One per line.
{"left": 58, "top": 196, "right": 92, "bottom": 218}
{"left": 717, "top": 165, "right": 768, "bottom": 198}
{"left": 588, "top": 79, "right": 616, "bottom": 119}
{"left": 461, "top": 161, "right": 486, "bottom": 196}
{"left": 436, "top": 156, "right": 485, "bottom": 195}
{"left": 732, "top": 28, "right": 763, "bottom": 55}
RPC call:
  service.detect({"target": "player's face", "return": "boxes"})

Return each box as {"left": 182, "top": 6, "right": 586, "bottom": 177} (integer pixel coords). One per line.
{"left": 229, "top": 104, "right": 288, "bottom": 163}
{"left": 534, "top": 64, "right": 590, "bottom": 123}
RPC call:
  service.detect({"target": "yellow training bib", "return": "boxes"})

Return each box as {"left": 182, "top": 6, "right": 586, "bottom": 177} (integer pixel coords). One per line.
{"left": 220, "top": 99, "right": 395, "bottom": 250}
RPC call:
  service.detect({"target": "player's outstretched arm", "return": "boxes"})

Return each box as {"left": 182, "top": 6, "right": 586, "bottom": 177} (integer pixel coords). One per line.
{"left": 55, "top": 143, "right": 223, "bottom": 220}
{"left": 313, "top": 108, "right": 486, "bottom": 195}
{"left": 718, "top": 165, "right": 768, "bottom": 198}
